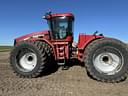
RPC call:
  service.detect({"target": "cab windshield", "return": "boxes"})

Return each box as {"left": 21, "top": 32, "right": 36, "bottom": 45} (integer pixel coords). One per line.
{"left": 48, "top": 16, "right": 74, "bottom": 39}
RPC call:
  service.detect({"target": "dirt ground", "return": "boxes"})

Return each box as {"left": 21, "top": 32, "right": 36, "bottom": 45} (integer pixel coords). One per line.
{"left": 0, "top": 52, "right": 128, "bottom": 96}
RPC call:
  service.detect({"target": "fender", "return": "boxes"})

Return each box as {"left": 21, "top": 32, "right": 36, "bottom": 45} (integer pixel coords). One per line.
{"left": 77, "top": 34, "right": 104, "bottom": 50}
{"left": 77, "top": 34, "right": 104, "bottom": 61}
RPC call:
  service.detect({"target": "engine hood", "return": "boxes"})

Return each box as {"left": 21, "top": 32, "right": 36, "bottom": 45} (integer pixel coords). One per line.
{"left": 15, "top": 30, "right": 49, "bottom": 43}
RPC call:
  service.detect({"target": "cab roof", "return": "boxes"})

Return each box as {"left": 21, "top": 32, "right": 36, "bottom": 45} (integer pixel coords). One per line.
{"left": 44, "top": 13, "right": 74, "bottom": 20}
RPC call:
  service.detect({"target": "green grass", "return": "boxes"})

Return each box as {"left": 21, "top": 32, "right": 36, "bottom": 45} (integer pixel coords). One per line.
{"left": 0, "top": 46, "right": 13, "bottom": 52}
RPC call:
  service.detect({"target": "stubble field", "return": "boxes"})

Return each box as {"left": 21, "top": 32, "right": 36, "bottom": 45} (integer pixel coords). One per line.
{"left": 0, "top": 52, "right": 128, "bottom": 96}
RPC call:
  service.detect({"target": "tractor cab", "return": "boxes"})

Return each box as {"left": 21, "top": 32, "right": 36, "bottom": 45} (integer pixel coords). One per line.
{"left": 43, "top": 12, "right": 74, "bottom": 41}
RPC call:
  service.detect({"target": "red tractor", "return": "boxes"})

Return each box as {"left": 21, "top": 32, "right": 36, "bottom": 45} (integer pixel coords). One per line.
{"left": 10, "top": 12, "right": 128, "bottom": 82}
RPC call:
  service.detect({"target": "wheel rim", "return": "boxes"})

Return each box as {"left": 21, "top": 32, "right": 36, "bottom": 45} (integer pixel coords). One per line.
{"left": 93, "top": 52, "right": 123, "bottom": 75}
{"left": 19, "top": 52, "right": 37, "bottom": 72}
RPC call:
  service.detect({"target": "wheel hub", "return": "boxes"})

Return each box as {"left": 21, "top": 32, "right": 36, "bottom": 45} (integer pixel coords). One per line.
{"left": 27, "top": 55, "right": 34, "bottom": 62}
{"left": 100, "top": 54, "right": 113, "bottom": 65}
{"left": 19, "top": 52, "right": 37, "bottom": 72}
{"left": 102, "top": 56, "right": 109, "bottom": 63}
{"left": 93, "top": 52, "right": 123, "bottom": 75}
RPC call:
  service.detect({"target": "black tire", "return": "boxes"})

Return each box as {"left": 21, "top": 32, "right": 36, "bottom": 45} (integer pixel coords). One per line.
{"left": 40, "top": 41, "right": 54, "bottom": 59}
{"left": 10, "top": 41, "right": 48, "bottom": 78}
{"left": 37, "top": 41, "right": 56, "bottom": 71}
{"left": 84, "top": 38, "right": 128, "bottom": 83}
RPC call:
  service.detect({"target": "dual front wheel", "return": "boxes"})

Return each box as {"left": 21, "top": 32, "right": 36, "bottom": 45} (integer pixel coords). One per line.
{"left": 10, "top": 41, "right": 53, "bottom": 78}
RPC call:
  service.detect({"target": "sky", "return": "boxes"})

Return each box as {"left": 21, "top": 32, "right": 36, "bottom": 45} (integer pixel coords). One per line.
{"left": 0, "top": 0, "right": 128, "bottom": 45}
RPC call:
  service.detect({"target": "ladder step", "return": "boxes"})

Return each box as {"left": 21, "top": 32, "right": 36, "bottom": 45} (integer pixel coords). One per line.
{"left": 57, "top": 62, "right": 65, "bottom": 65}
{"left": 57, "top": 47, "right": 64, "bottom": 49}
{"left": 57, "top": 59, "right": 65, "bottom": 65}
{"left": 57, "top": 48, "right": 64, "bottom": 51}
{"left": 59, "top": 52, "right": 64, "bottom": 56}
{"left": 58, "top": 57, "right": 65, "bottom": 59}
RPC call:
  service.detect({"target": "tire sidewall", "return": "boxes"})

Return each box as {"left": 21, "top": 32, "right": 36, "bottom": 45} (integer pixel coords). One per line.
{"left": 10, "top": 41, "right": 45, "bottom": 76}
{"left": 85, "top": 39, "right": 128, "bottom": 80}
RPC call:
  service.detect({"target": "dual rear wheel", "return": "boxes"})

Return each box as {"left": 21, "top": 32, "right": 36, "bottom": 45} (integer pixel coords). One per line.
{"left": 84, "top": 38, "right": 128, "bottom": 82}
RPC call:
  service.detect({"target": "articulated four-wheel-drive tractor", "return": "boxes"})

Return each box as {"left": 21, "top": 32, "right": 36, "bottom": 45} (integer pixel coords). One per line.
{"left": 10, "top": 12, "right": 128, "bottom": 83}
